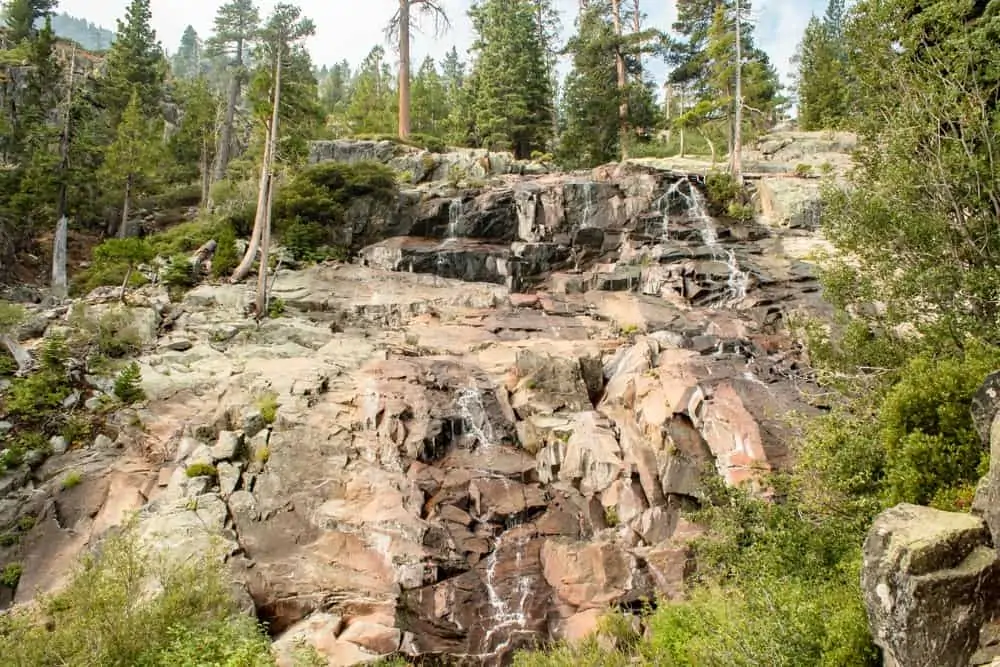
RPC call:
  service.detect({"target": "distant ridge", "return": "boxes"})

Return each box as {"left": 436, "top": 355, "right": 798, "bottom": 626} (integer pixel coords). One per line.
{"left": 46, "top": 12, "right": 114, "bottom": 52}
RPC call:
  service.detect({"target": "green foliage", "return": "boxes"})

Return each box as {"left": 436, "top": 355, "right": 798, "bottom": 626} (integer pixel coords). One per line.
{"left": 703, "top": 171, "right": 744, "bottom": 215}
{"left": 256, "top": 391, "right": 279, "bottom": 424}
{"left": 467, "top": 0, "right": 555, "bottom": 158}
{"left": 793, "top": 0, "right": 850, "bottom": 130}
{"left": 212, "top": 223, "right": 239, "bottom": 278}
{"left": 273, "top": 161, "right": 397, "bottom": 259}
{"left": 70, "top": 306, "right": 144, "bottom": 359}
{"left": 161, "top": 254, "right": 198, "bottom": 290}
{"left": 97, "top": 0, "right": 166, "bottom": 125}
{"left": 113, "top": 361, "right": 146, "bottom": 404}
{"left": 185, "top": 462, "right": 218, "bottom": 478}
{"left": 266, "top": 297, "right": 285, "bottom": 319}
{"left": 1, "top": 562, "right": 23, "bottom": 588}
{"left": 0, "top": 525, "right": 274, "bottom": 665}
{"left": 60, "top": 470, "right": 82, "bottom": 489}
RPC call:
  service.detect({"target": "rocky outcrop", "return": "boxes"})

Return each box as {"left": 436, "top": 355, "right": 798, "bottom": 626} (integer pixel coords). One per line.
{"left": 861, "top": 504, "right": 1000, "bottom": 667}
{"left": 861, "top": 370, "right": 1000, "bottom": 667}
{"left": 1, "top": 135, "right": 846, "bottom": 663}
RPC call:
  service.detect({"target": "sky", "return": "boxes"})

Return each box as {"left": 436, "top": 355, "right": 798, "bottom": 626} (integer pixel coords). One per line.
{"left": 58, "top": 0, "right": 825, "bottom": 92}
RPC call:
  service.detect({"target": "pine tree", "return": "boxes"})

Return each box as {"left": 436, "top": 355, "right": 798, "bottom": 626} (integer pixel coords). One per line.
{"left": 387, "top": 0, "right": 449, "bottom": 139}
{"left": 171, "top": 77, "right": 220, "bottom": 206}
{"left": 410, "top": 56, "right": 447, "bottom": 136}
{"left": 205, "top": 0, "right": 260, "bottom": 181}
{"left": 439, "top": 46, "right": 470, "bottom": 144}
{"left": 2, "top": 0, "right": 56, "bottom": 43}
{"left": 669, "top": 0, "right": 782, "bottom": 159}
{"left": 793, "top": 0, "right": 849, "bottom": 129}
{"left": 172, "top": 25, "right": 202, "bottom": 79}
{"left": 345, "top": 46, "right": 396, "bottom": 134}
{"left": 232, "top": 2, "right": 316, "bottom": 288}
{"left": 559, "top": 0, "right": 659, "bottom": 166}
{"left": 99, "top": 0, "right": 165, "bottom": 125}
{"left": 468, "top": 0, "right": 554, "bottom": 157}
{"left": 99, "top": 89, "right": 163, "bottom": 238}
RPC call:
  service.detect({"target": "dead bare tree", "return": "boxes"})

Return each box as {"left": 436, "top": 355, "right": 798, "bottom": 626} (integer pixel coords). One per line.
{"left": 387, "top": 0, "right": 449, "bottom": 139}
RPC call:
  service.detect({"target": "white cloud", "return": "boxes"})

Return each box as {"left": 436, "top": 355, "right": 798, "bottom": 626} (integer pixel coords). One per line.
{"left": 58, "top": 0, "right": 823, "bottom": 92}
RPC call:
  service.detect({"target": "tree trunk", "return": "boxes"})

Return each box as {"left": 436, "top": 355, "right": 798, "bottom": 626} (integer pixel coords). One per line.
{"left": 118, "top": 173, "right": 133, "bottom": 239}
{"left": 632, "top": 0, "right": 643, "bottom": 82}
{"left": 730, "top": 0, "right": 744, "bottom": 185}
{"left": 397, "top": 0, "right": 412, "bottom": 139}
{"left": 52, "top": 46, "right": 74, "bottom": 301}
{"left": 214, "top": 38, "right": 243, "bottom": 182}
{"left": 239, "top": 49, "right": 282, "bottom": 291}
{"left": 256, "top": 173, "right": 275, "bottom": 318}
{"left": 120, "top": 264, "right": 132, "bottom": 303}
{"left": 610, "top": 0, "right": 629, "bottom": 159}
{"left": 679, "top": 128, "right": 685, "bottom": 157}
{"left": 200, "top": 136, "right": 211, "bottom": 208}
{"left": 51, "top": 216, "right": 67, "bottom": 299}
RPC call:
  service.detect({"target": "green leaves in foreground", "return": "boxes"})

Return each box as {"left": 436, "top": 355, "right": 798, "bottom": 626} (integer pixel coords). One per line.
{"left": 0, "top": 525, "right": 274, "bottom": 667}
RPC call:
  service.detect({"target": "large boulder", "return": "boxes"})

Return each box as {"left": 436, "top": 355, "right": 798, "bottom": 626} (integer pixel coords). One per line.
{"left": 861, "top": 503, "right": 1000, "bottom": 667}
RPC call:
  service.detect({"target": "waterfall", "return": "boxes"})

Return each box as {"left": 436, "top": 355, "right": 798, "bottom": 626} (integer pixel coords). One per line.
{"left": 457, "top": 385, "right": 494, "bottom": 448}
{"left": 446, "top": 198, "right": 462, "bottom": 243}
{"left": 480, "top": 529, "right": 532, "bottom": 656}
{"left": 666, "top": 178, "right": 750, "bottom": 306}
{"left": 580, "top": 181, "right": 594, "bottom": 229}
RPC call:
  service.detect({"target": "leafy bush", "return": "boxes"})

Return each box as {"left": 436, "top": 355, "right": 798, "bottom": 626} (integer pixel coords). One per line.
{"left": 1, "top": 562, "right": 23, "bottom": 588}
{"left": 74, "top": 238, "right": 155, "bottom": 295}
{"left": 704, "top": 171, "right": 743, "bottom": 215}
{"left": 61, "top": 471, "right": 82, "bottom": 489}
{"left": 161, "top": 254, "right": 198, "bottom": 290}
{"left": 212, "top": 223, "right": 239, "bottom": 278}
{"left": 352, "top": 132, "right": 447, "bottom": 153}
{"left": 70, "top": 305, "right": 144, "bottom": 359}
{"left": 273, "top": 161, "right": 396, "bottom": 260}
{"left": 0, "top": 525, "right": 274, "bottom": 666}
{"left": 113, "top": 362, "right": 146, "bottom": 404}
{"left": 256, "top": 392, "right": 279, "bottom": 424}
{"left": 185, "top": 462, "right": 217, "bottom": 478}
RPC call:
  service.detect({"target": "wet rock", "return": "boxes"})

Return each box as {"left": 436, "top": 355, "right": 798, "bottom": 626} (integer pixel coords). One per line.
{"left": 861, "top": 503, "right": 1000, "bottom": 667}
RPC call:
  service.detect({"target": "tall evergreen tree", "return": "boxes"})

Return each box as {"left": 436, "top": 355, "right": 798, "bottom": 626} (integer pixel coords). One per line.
{"left": 99, "top": 0, "right": 165, "bottom": 125}
{"left": 410, "top": 56, "right": 447, "bottom": 136}
{"left": 559, "top": 0, "right": 659, "bottom": 166}
{"left": 668, "top": 0, "right": 782, "bottom": 158}
{"left": 468, "top": 0, "right": 554, "bottom": 157}
{"left": 345, "top": 46, "right": 396, "bottom": 134}
{"left": 172, "top": 25, "right": 203, "bottom": 79}
{"left": 171, "top": 77, "right": 220, "bottom": 205}
{"left": 205, "top": 0, "right": 260, "bottom": 181}
{"left": 793, "top": 0, "right": 850, "bottom": 129}
{"left": 439, "top": 46, "right": 470, "bottom": 144}
{"left": 99, "top": 89, "right": 163, "bottom": 238}
{"left": 2, "top": 0, "right": 56, "bottom": 43}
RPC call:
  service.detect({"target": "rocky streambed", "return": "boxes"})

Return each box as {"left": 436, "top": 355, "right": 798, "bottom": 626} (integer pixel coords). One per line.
{"left": 0, "top": 139, "right": 838, "bottom": 665}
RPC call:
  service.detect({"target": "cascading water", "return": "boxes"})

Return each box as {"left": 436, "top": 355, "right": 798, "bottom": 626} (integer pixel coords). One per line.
{"left": 446, "top": 197, "right": 462, "bottom": 243}
{"left": 456, "top": 385, "right": 494, "bottom": 448}
{"left": 580, "top": 181, "right": 594, "bottom": 229}
{"left": 666, "top": 179, "right": 750, "bottom": 305}
{"left": 480, "top": 527, "right": 532, "bottom": 657}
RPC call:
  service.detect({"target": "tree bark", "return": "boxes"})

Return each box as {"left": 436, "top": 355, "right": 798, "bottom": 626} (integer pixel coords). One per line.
{"left": 52, "top": 45, "right": 75, "bottom": 300}
{"left": 1, "top": 334, "right": 31, "bottom": 373}
{"left": 214, "top": 38, "right": 243, "bottom": 182}
{"left": 118, "top": 173, "right": 133, "bottom": 239}
{"left": 236, "top": 46, "right": 282, "bottom": 287}
{"left": 200, "top": 136, "right": 211, "bottom": 208}
{"left": 397, "top": 0, "right": 412, "bottom": 139}
{"left": 256, "top": 173, "right": 275, "bottom": 318}
{"left": 730, "top": 0, "right": 744, "bottom": 185}
{"left": 610, "top": 0, "right": 629, "bottom": 159}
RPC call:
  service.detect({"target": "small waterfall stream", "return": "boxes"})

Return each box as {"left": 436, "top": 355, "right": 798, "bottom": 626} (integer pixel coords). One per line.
{"left": 580, "top": 181, "right": 594, "bottom": 228}
{"left": 668, "top": 179, "right": 750, "bottom": 305}
{"left": 454, "top": 385, "right": 534, "bottom": 659}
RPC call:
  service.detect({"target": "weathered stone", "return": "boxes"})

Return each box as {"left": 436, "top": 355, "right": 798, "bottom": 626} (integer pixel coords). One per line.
{"left": 210, "top": 430, "right": 244, "bottom": 461}
{"left": 861, "top": 503, "right": 1000, "bottom": 667}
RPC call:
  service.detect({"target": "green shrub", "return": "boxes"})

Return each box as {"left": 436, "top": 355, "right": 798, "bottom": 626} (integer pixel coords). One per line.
{"left": 794, "top": 163, "right": 814, "bottom": 177}
{"left": 267, "top": 297, "right": 285, "bottom": 319}
{"left": 273, "top": 161, "right": 397, "bottom": 259}
{"left": 161, "top": 254, "right": 199, "bottom": 291}
{"left": 61, "top": 471, "right": 82, "bottom": 489}
{"left": 113, "top": 362, "right": 146, "bottom": 404}
{"left": 727, "top": 201, "right": 755, "bottom": 222}
{"left": 70, "top": 306, "right": 144, "bottom": 359}
{"left": 185, "top": 462, "right": 217, "bottom": 478}
{"left": 212, "top": 223, "right": 239, "bottom": 278}
{"left": 704, "top": 171, "right": 743, "bottom": 215}
{"left": 74, "top": 238, "right": 154, "bottom": 295}
{"left": 0, "top": 525, "right": 273, "bottom": 666}
{"left": 256, "top": 392, "right": 279, "bottom": 424}
{"left": 1, "top": 562, "right": 23, "bottom": 588}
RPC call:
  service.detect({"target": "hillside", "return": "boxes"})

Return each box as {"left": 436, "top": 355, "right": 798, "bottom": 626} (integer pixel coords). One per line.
{"left": 3, "top": 0, "right": 1000, "bottom": 665}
